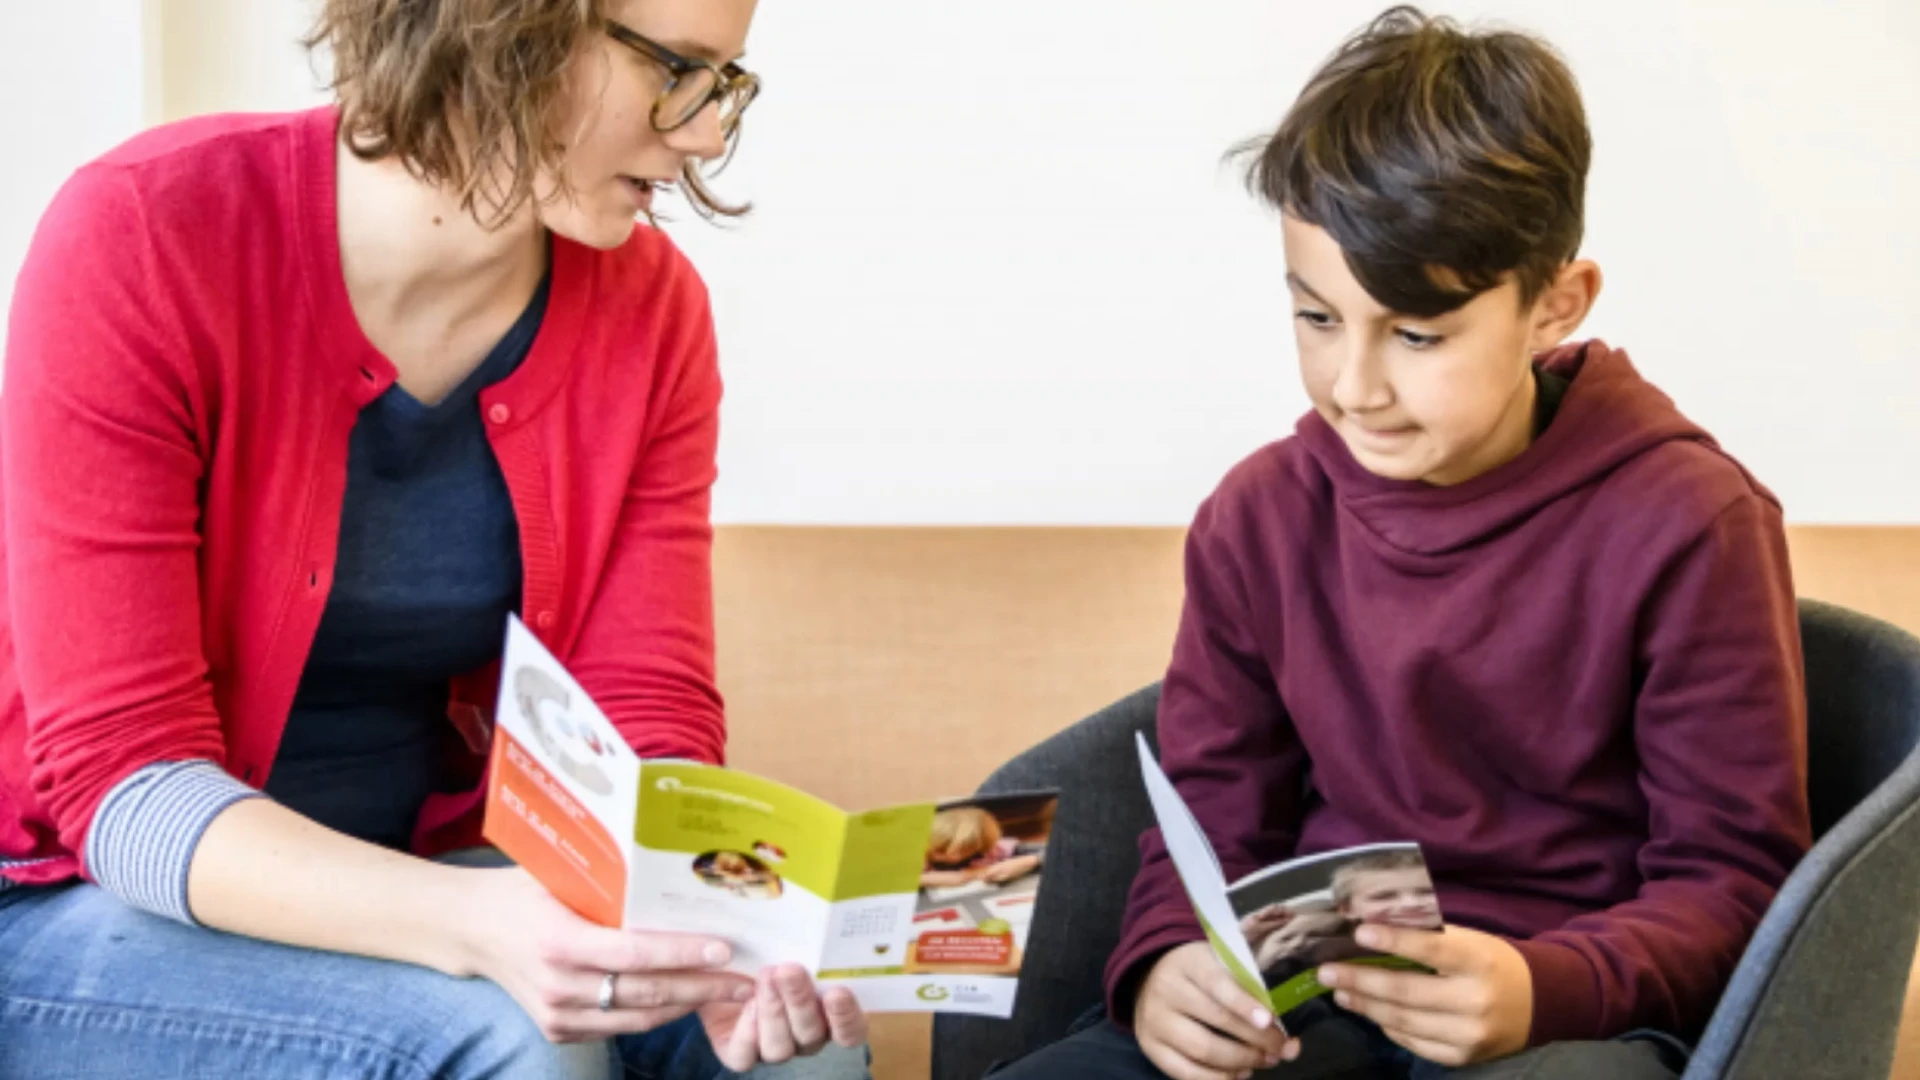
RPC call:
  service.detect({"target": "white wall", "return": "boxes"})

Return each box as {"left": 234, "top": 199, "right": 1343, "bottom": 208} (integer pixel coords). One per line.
{"left": 676, "top": 0, "right": 1920, "bottom": 525}
{"left": 0, "top": 2, "right": 150, "bottom": 358}
{"left": 156, "top": 0, "right": 326, "bottom": 120}
{"left": 4, "top": 2, "right": 1915, "bottom": 525}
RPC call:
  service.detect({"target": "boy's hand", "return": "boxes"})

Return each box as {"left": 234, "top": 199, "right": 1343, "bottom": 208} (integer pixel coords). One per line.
{"left": 1134, "top": 942, "right": 1298, "bottom": 1080}
{"left": 1317, "top": 924, "right": 1532, "bottom": 1067}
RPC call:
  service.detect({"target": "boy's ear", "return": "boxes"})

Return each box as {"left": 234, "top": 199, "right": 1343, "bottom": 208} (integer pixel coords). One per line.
{"left": 1528, "top": 259, "right": 1603, "bottom": 353}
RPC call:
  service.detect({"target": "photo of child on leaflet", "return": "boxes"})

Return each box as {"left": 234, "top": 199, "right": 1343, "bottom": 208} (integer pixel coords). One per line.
{"left": 908, "top": 792, "right": 1056, "bottom": 976}
{"left": 1230, "top": 844, "right": 1443, "bottom": 999}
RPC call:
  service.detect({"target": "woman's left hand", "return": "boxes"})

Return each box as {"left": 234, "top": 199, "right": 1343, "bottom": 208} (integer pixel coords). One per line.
{"left": 699, "top": 964, "right": 868, "bottom": 1071}
{"left": 1315, "top": 924, "right": 1533, "bottom": 1067}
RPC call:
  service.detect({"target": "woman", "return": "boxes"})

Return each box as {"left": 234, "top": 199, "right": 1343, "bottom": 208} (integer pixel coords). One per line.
{"left": 0, "top": 1, "right": 869, "bottom": 1077}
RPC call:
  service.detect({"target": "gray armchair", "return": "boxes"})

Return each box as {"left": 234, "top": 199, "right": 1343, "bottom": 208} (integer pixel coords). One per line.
{"left": 933, "top": 599, "right": 1920, "bottom": 1080}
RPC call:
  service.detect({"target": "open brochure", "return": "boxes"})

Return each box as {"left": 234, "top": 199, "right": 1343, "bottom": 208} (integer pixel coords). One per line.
{"left": 1135, "top": 734, "right": 1442, "bottom": 1032}
{"left": 480, "top": 615, "right": 1058, "bottom": 1016}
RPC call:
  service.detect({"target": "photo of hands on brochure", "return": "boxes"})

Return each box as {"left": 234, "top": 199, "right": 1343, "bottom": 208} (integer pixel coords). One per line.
{"left": 1135, "top": 734, "right": 1442, "bottom": 1031}
{"left": 480, "top": 614, "right": 1058, "bottom": 1016}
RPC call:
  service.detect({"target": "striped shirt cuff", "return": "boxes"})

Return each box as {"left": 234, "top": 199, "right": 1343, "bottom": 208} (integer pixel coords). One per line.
{"left": 82, "top": 760, "right": 262, "bottom": 924}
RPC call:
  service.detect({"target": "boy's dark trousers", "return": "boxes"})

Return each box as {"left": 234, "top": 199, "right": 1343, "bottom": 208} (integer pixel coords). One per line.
{"left": 984, "top": 1001, "right": 1686, "bottom": 1080}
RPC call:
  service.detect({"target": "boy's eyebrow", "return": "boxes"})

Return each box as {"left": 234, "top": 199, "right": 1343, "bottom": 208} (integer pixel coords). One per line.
{"left": 1285, "top": 271, "right": 1454, "bottom": 325}
{"left": 1285, "top": 271, "right": 1335, "bottom": 311}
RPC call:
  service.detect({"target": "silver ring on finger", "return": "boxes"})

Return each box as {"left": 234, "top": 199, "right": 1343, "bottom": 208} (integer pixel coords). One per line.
{"left": 598, "top": 971, "right": 618, "bottom": 1012}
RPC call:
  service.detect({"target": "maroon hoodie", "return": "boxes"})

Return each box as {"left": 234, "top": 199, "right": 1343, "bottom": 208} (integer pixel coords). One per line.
{"left": 1107, "top": 342, "right": 1810, "bottom": 1044}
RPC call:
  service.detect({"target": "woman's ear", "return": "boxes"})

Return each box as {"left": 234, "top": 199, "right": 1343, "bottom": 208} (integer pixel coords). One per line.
{"left": 1528, "top": 259, "right": 1603, "bottom": 353}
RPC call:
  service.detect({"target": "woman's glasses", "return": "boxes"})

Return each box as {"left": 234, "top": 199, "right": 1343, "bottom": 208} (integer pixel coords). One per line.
{"left": 604, "top": 22, "right": 760, "bottom": 136}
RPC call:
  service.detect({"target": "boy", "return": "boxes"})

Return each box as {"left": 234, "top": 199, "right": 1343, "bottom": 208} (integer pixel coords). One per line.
{"left": 992, "top": 7, "right": 1807, "bottom": 1079}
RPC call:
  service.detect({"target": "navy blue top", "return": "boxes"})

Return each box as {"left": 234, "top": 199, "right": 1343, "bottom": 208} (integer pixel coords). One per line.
{"left": 265, "top": 276, "right": 550, "bottom": 848}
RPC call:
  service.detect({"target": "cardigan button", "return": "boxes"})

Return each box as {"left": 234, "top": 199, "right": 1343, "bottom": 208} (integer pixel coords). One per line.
{"left": 534, "top": 610, "right": 557, "bottom": 630}
{"left": 487, "top": 403, "right": 512, "bottom": 425}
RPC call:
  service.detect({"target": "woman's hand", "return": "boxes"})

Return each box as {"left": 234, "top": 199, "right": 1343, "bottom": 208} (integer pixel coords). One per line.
{"left": 1134, "top": 942, "right": 1297, "bottom": 1080}
{"left": 458, "top": 867, "right": 754, "bottom": 1042}
{"left": 699, "top": 964, "right": 869, "bottom": 1071}
{"left": 1316, "top": 924, "right": 1533, "bottom": 1067}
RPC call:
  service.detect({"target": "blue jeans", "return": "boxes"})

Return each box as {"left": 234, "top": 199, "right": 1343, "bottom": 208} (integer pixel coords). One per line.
{"left": 0, "top": 865, "right": 870, "bottom": 1079}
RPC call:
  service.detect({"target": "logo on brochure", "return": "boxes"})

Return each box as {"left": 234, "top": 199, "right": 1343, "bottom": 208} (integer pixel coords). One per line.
{"left": 656, "top": 777, "right": 682, "bottom": 792}
{"left": 920, "top": 981, "right": 996, "bottom": 1006}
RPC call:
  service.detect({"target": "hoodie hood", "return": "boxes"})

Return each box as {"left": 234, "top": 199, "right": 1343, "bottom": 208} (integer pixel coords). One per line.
{"left": 1295, "top": 341, "right": 1720, "bottom": 557}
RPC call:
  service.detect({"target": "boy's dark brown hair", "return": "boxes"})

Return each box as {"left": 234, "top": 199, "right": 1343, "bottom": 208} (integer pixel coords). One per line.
{"left": 1243, "top": 5, "right": 1591, "bottom": 317}
{"left": 307, "top": 0, "right": 744, "bottom": 225}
